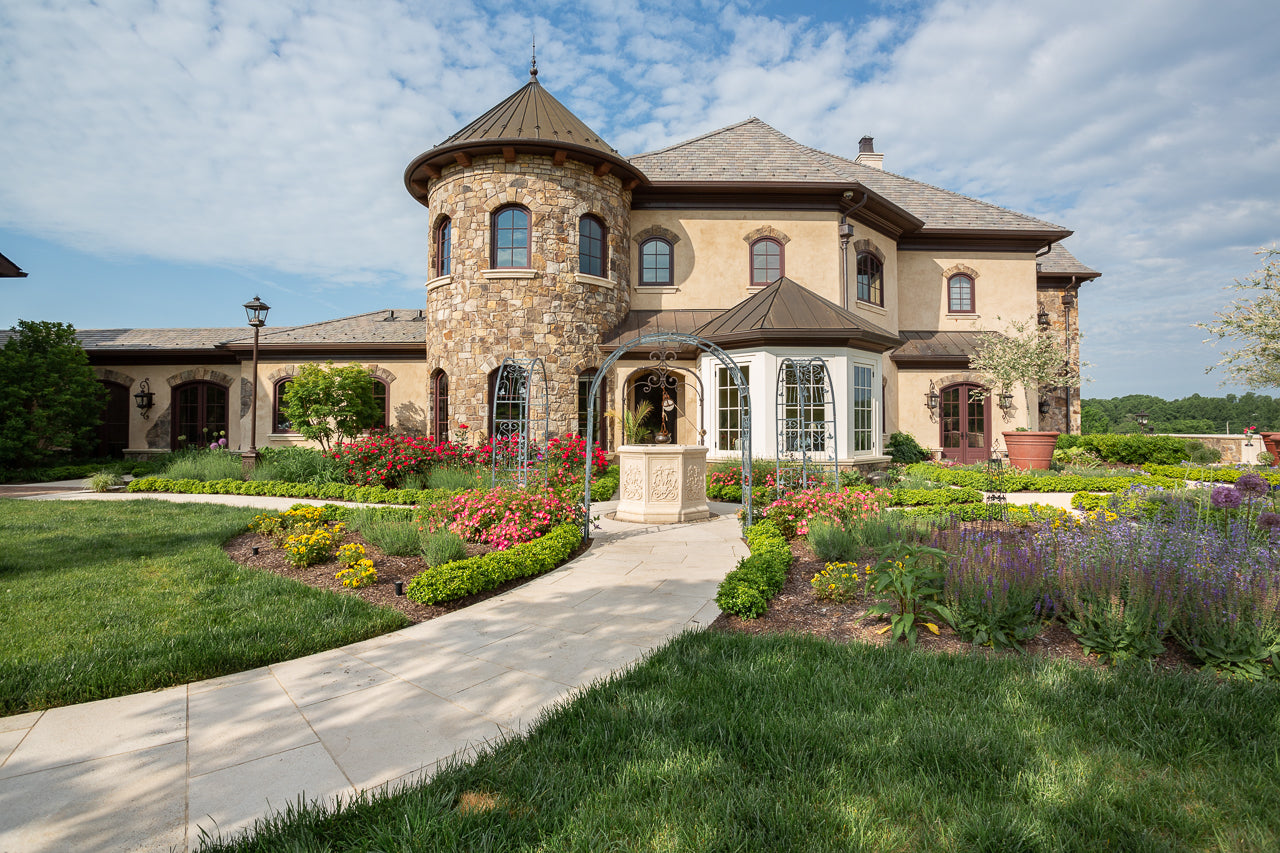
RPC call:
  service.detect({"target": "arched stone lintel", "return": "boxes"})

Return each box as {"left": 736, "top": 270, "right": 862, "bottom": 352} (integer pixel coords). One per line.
{"left": 943, "top": 263, "right": 979, "bottom": 281}
{"left": 633, "top": 224, "right": 680, "bottom": 245}
{"left": 168, "top": 368, "right": 234, "bottom": 388}
{"left": 743, "top": 225, "right": 791, "bottom": 245}
{"left": 94, "top": 368, "right": 135, "bottom": 388}
{"left": 852, "top": 239, "right": 885, "bottom": 263}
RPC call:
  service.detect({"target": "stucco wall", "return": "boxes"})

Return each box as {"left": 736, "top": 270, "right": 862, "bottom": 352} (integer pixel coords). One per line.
{"left": 628, "top": 210, "right": 841, "bottom": 310}
{"left": 95, "top": 363, "right": 244, "bottom": 453}
{"left": 897, "top": 251, "right": 1039, "bottom": 332}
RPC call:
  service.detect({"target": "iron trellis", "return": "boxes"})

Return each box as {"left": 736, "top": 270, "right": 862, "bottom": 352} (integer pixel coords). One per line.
{"left": 775, "top": 357, "right": 839, "bottom": 495}
{"left": 623, "top": 351, "right": 708, "bottom": 445}
{"left": 583, "top": 332, "right": 752, "bottom": 540}
{"left": 490, "top": 357, "right": 549, "bottom": 488}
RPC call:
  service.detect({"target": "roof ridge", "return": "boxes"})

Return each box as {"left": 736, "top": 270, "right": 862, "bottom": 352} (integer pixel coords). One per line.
{"left": 808, "top": 145, "right": 1065, "bottom": 231}
{"left": 629, "top": 116, "right": 769, "bottom": 160}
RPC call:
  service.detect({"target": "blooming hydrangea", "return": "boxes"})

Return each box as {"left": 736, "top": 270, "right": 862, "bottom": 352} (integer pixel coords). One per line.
{"left": 1210, "top": 485, "right": 1243, "bottom": 509}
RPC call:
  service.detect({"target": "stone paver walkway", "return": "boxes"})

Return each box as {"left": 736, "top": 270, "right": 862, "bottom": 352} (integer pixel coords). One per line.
{"left": 0, "top": 497, "right": 747, "bottom": 853}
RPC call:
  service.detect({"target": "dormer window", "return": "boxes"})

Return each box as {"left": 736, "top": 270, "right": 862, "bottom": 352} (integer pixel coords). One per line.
{"left": 492, "top": 205, "right": 530, "bottom": 269}
{"left": 579, "top": 215, "right": 606, "bottom": 278}
{"left": 750, "top": 238, "right": 783, "bottom": 287}
{"left": 434, "top": 217, "right": 451, "bottom": 277}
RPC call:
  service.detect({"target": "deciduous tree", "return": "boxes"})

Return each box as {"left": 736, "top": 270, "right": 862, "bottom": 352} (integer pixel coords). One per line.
{"left": 0, "top": 320, "right": 106, "bottom": 468}
{"left": 280, "top": 361, "right": 379, "bottom": 451}
{"left": 1200, "top": 246, "right": 1280, "bottom": 390}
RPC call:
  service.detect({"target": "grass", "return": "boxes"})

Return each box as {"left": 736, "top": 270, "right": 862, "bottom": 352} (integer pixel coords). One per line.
{"left": 201, "top": 630, "right": 1280, "bottom": 852}
{"left": 345, "top": 506, "right": 421, "bottom": 555}
{"left": 160, "top": 447, "right": 244, "bottom": 481}
{"left": 0, "top": 499, "right": 409, "bottom": 714}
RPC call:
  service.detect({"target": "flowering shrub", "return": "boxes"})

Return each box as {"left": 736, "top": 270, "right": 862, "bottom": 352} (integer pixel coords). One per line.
{"left": 811, "top": 561, "right": 874, "bottom": 603}
{"left": 760, "top": 487, "right": 890, "bottom": 539}
{"left": 943, "top": 525, "right": 1054, "bottom": 651}
{"left": 415, "top": 487, "right": 574, "bottom": 550}
{"left": 336, "top": 542, "right": 367, "bottom": 566}
{"left": 283, "top": 522, "right": 346, "bottom": 567}
{"left": 336, "top": 560, "right": 377, "bottom": 588}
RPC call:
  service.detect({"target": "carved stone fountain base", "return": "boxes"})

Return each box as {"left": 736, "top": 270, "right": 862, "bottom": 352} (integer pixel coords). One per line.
{"left": 614, "top": 444, "right": 711, "bottom": 524}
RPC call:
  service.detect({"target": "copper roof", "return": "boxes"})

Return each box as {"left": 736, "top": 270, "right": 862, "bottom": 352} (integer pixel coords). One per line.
{"left": 0, "top": 252, "right": 27, "bottom": 277}
{"left": 1037, "top": 242, "right": 1100, "bottom": 278}
{"left": 631, "top": 119, "right": 1069, "bottom": 237}
{"left": 405, "top": 73, "right": 647, "bottom": 201}
{"left": 890, "top": 330, "right": 994, "bottom": 366}
{"left": 693, "top": 277, "right": 902, "bottom": 352}
{"left": 601, "top": 309, "right": 724, "bottom": 352}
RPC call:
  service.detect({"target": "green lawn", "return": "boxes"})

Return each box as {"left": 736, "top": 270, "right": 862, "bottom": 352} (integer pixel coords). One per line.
{"left": 203, "top": 630, "right": 1280, "bottom": 853}
{"left": 0, "top": 498, "right": 409, "bottom": 715}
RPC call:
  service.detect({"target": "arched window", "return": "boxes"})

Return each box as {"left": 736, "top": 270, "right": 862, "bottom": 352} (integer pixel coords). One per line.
{"left": 434, "top": 217, "right": 451, "bottom": 277}
{"left": 172, "top": 381, "right": 228, "bottom": 449}
{"left": 579, "top": 215, "right": 606, "bottom": 278}
{"left": 949, "top": 274, "right": 975, "bottom": 313}
{"left": 750, "top": 238, "right": 783, "bottom": 287}
{"left": 371, "top": 378, "right": 389, "bottom": 431}
{"left": 273, "top": 378, "right": 296, "bottom": 433}
{"left": 491, "top": 205, "right": 530, "bottom": 269}
{"left": 577, "top": 369, "right": 607, "bottom": 446}
{"left": 856, "top": 252, "right": 883, "bottom": 306}
{"left": 431, "top": 369, "right": 449, "bottom": 440}
{"left": 639, "top": 237, "right": 673, "bottom": 287}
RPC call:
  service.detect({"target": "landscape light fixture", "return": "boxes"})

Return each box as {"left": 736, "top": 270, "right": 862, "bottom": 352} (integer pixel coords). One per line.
{"left": 133, "top": 378, "right": 154, "bottom": 418}
{"left": 243, "top": 296, "right": 270, "bottom": 475}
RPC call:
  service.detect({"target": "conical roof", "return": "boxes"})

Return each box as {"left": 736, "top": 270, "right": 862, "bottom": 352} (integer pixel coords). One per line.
{"left": 694, "top": 277, "right": 902, "bottom": 352}
{"left": 405, "top": 66, "right": 646, "bottom": 203}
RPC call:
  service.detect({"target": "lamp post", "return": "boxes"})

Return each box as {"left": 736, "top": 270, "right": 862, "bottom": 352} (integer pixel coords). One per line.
{"left": 1135, "top": 411, "right": 1150, "bottom": 434}
{"left": 242, "top": 296, "right": 270, "bottom": 476}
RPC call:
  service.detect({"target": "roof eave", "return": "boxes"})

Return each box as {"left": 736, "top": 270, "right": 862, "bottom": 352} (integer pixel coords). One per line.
{"left": 703, "top": 328, "right": 902, "bottom": 353}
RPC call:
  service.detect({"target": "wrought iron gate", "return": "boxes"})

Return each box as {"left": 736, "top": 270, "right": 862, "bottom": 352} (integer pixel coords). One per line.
{"left": 490, "top": 357, "right": 549, "bottom": 487}
{"left": 775, "top": 357, "right": 838, "bottom": 495}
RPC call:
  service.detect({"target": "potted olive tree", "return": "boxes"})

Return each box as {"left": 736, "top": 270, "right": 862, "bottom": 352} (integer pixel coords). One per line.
{"left": 968, "top": 316, "right": 1081, "bottom": 470}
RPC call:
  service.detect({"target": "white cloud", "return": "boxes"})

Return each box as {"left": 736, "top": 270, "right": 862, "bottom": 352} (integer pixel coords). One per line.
{"left": 0, "top": 0, "right": 1277, "bottom": 395}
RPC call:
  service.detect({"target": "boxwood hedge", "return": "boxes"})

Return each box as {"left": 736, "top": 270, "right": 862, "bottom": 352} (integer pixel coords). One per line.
{"left": 405, "top": 522, "right": 582, "bottom": 605}
{"left": 714, "top": 520, "right": 790, "bottom": 619}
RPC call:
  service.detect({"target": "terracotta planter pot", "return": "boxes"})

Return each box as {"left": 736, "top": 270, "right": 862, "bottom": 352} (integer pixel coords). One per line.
{"left": 1261, "top": 432, "right": 1280, "bottom": 466}
{"left": 1002, "top": 431, "right": 1059, "bottom": 470}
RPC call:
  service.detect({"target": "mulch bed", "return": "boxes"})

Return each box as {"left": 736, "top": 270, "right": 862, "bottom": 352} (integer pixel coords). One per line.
{"left": 711, "top": 526, "right": 1204, "bottom": 674}
{"left": 223, "top": 531, "right": 590, "bottom": 625}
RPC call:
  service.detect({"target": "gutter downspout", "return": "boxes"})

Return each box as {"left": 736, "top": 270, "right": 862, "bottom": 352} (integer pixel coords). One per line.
{"left": 838, "top": 191, "right": 869, "bottom": 307}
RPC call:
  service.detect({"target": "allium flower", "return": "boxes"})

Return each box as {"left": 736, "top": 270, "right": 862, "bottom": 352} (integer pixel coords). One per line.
{"left": 1235, "top": 472, "right": 1269, "bottom": 497}
{"left": 1258, "top": 511, "right": 1280, "bottom": 531}
{"left": 1210, "top": 485, "right": 1243, "bottom": 509}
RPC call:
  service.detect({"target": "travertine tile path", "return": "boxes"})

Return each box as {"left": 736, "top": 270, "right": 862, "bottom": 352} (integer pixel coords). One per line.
{"left": 0, "top": 496, "right": 747, "bottom": 853}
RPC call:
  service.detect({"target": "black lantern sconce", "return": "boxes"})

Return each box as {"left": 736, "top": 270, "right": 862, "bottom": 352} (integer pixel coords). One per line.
{"left": 1038, "top": 397, "right": 1052, "bottom": 415}
{"left": 1037, "top": 307, "right": 1051, "bottom": 328}
{"left": 998, "top": 390, "right": 1015, "bottom": 411}
{"left": 925, "top": 381, "right": 940, "bottom": 413}
{"left": 134, "top": 378, "right": 155, "bottom": 419}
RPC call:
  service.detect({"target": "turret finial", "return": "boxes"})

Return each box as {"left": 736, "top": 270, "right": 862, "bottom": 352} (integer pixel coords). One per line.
{"left": 530, "top": 39, "right": 538, "bottom": 81}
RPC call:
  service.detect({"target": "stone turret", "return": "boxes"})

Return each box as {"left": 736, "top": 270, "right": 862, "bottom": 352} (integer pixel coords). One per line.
{"left": 404, "top": 63, "right": 646, "bottom": 437}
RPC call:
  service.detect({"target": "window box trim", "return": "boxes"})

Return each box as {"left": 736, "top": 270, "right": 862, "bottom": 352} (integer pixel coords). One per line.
{"left": 574, "top": 272, "right": 615, "bottom": 289}
{"left": 481, "top": 268, "right": 537, "bottom": 280}
{"left": 854, "top": 300, "right": 888, "bottom": 316}
{"left": 634, "top": 285, "right": 680, "bottom": 294}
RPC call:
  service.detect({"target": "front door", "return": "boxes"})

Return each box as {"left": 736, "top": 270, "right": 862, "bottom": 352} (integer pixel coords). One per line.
{"left": 172, "top": 381, "right": 229, "bottom": 449}
{"left": 95, "top": 381, "right": 130, "bottom": 458}
{"left": 939, "top": 383, "right": 990, "bottom": 464}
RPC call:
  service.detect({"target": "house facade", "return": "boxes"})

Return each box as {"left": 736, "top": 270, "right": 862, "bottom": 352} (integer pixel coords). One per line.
{"left": 73, "top": 66, "right": 1098, "bottom": 466}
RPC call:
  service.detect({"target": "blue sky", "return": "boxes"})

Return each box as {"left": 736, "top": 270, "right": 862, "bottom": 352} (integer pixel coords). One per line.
{"left": 1, "top": 0, "right": 1277, "bottom": 398}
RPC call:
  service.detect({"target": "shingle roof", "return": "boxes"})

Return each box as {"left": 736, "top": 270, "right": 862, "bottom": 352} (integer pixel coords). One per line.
{"left": 0, "top": 252, "right": 27, "bottom": 277}
{"left": 1037, "top": 242, "right": 1099, "bottom": 277}
{"left": 76, "top": 328, "right": 251, "bottom": 349}
{"left": 693, "top": 277, "right": 901, "bottom": 351}
{"left": 250, "top": 310, "right": 427, "bottom": 346}
{"left": 631, "top": 118, "right": 1066, "bottom": 234}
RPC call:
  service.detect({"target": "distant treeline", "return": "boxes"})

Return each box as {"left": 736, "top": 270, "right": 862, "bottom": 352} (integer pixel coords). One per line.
{"left": 1081, "top": 393, "right": 1280, "bottom": 435}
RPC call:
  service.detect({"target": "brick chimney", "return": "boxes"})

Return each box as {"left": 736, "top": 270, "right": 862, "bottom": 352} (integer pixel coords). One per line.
{"left": 854, "top": 136, "right": 883, "bottom": 170}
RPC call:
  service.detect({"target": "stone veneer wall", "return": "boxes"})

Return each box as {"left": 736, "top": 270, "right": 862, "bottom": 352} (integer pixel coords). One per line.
{"left": 424, "top": 154, "right": 631, "bottom": 437}
{"left": 1036, "top": 289, "right": 1081, "bottom": 434}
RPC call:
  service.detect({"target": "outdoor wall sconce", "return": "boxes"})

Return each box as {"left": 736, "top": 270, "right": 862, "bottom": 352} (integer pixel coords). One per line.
{"left": 1037, "top": 307, "right": 1051, "bottom": 328}
{"left": 1038, "top": 398, "right": 1052, "bottom": 415}
{"left": 133, "top": 378, "right": 154, "bottom": 419}
{"left": 925, "top": 381, "right": 939, "bottom": 412}
{"left": 999, "top": 391, "right": 1015, "bottom": 410}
